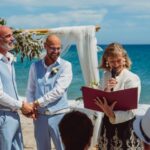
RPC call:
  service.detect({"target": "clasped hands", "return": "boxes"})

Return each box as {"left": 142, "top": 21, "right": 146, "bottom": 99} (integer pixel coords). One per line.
{"left": 21, "top": 101, "right": 39, "bottom": 120}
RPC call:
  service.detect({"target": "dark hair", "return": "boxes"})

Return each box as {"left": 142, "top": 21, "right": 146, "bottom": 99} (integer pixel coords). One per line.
{"left": 59, "top": 111, "right": 94, "bottom": 150}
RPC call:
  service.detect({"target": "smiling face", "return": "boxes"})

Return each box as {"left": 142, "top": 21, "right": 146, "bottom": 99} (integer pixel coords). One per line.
{"left": 44, "top": 34, "right": 61, "bottom": 65}
{"left": 107, "top": 52, "right": 125, "bottom": 74}
{"left": 0, "top": 26, "right": 14, "bottom": 55}
{"left": 100, "top": 43, "right": 132, "bottom": 72}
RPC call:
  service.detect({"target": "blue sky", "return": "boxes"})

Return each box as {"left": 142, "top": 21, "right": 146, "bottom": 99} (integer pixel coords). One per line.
{"left": 0, "top": 0, "right": 150, "bottom": 44}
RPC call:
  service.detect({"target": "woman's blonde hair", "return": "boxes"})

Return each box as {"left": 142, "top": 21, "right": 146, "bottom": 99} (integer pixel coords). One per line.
{"left": 100, "top": 43, "right": 132, "bottom": 70}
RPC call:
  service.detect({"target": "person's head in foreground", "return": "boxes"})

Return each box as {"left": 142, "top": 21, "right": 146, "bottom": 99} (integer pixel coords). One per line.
{"left": 59, "top": 111, "right": 94, "bottom": 150}
{"left": 133, "top": 108, "right": 150, "bottom": 150}
{"left": 100, "top": 42, "right": 132, "bottom": 75}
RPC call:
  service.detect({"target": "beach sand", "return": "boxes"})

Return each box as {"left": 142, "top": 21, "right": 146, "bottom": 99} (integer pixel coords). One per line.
{"left": 20, "top": 113, "right": 36, "bottom": 150}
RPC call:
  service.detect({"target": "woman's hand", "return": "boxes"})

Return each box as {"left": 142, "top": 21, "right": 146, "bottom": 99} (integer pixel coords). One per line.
{"left": 105, "top": 78, "right": 118, "bottom": 92}
{"left": 94, "top": 97, "right": 117, "bottom": 120}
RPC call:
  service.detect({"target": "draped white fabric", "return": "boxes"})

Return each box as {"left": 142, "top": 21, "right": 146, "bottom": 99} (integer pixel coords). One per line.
{"left": 49, "top": 26, "right": 101, "bottom": 148}
{"left": 49, "top": 25, "right": 100, "bottom": 86}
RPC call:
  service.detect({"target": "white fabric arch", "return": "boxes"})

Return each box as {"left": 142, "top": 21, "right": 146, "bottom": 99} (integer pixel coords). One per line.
{"left": 49, "top": 26, "right": 101, "bottom": 148}
{"left": 49, "top": 25, "right": 100, "bottom": 86}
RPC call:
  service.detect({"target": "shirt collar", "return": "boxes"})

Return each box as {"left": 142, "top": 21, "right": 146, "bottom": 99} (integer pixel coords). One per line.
{"left": 0, "top": 52, "right": 15, "bottom": 63}
{"left": 42, "top": 57, "right": 61, "bottom": 69}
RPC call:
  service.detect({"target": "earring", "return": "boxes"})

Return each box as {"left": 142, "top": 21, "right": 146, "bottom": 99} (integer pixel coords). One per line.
{"left": 106, "top": 61, "right": 109, "bottom": 67}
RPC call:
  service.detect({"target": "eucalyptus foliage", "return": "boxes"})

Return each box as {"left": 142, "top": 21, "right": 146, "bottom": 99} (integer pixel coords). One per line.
{"left": 13, "top": 30, "right": 44, "bottom": 62}
{"left": 0, "top": 18, "right": 45, "bottom": 62}
{"left": 0, "top": 18, "right": 6, "bottom": 25}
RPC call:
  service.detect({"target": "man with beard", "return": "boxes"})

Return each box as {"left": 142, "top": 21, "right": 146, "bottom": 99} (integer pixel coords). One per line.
{"left": 0, "top": 26, "right": 33, "bottom": 150}
{"left": 26, "top": 34, "right": 72, "bottom": 150}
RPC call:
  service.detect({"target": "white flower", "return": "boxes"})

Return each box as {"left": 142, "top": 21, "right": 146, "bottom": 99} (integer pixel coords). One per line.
{"left": 52, "top": 67, "right": 59, "bottom": 73}
{"left": 89, "top": 81, "right": 99, "bottom": 89}
{"left": 50, "top": 67, "right": 59, "bottom": 77}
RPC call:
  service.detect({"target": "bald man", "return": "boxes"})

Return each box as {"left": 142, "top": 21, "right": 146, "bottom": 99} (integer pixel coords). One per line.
{"left": 0, "top": 26, "right": 34, "bottom": 150}
{"left": 26, "top": 34, "right": 73, "bottom": 150}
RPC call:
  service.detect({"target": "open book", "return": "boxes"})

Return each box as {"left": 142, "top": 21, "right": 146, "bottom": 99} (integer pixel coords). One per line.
{"left": 81, "top": 86, "right": 138, "bottom": 112}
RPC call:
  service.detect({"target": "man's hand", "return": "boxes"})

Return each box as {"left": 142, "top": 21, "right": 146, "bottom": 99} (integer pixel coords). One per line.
{"left": 21, "top": 101, "right": 39, "bottom": 120}
{"left": 21, "top": 101, "right": 33, "bottom": 115}
{"left": 23, "top": 110, "right": 38, "bottom": 120}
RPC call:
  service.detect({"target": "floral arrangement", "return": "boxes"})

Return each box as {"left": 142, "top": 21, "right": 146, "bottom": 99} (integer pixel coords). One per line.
{"left": 0, "top": 18, "right": 47, "bottom": 62}
{"left": 89, "top": 81, "right": 99, "bottom": 89}
{"left": 13, "top": 30, "right": 44, "bottom": 62}
{"left": 49, "top": 67, "right": 59, "bottom": 77}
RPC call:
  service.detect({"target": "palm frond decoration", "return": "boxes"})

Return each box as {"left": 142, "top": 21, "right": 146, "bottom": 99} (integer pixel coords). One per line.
{"left": 0, "top": 18, "right": 6, "bottom": 25}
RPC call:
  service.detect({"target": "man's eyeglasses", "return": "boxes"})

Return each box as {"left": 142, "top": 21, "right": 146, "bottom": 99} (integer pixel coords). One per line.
{"left": 0, "top": 34, "right": 13, "bottom": 40}
{"left": 46, "top": 44, "right": 62, "bottom": 51}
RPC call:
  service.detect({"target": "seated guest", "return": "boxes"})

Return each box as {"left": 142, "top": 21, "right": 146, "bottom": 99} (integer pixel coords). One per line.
{"left": 59, "top": 111, "right": 94, "bottom": 150}
{"left": 133, "top": 108, "right": 150, "bottom": 150}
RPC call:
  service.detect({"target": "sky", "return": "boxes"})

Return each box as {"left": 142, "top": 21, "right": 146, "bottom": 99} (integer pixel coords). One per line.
{"left": 0, "top": 0, "right": 150, "bottom": 44}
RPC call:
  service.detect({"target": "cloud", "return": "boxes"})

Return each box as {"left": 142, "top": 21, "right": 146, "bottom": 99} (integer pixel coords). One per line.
{"left": 6, "top": 9, "right": 107, "bottom": 28}
{"left": 135, "top": 15, "right": 150, "bottom": 19}
{"left": 1, "top": 0, "right": 149, "bottom": 44}
{"left": 1, "top": 0, "right": 150, "bottom": 11}
{"left": 119, "top": 1, "right": 150, "bottom": 13}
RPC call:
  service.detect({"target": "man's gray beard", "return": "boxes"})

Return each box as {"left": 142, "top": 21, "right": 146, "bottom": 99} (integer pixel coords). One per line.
{"left": 1, "top": 43, "right": 14, "bottom": 52}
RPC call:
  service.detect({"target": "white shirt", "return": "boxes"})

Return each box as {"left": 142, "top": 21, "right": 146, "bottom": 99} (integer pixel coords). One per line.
{"left": 26, "top": 57, "right": 72, "bottom": 107}
{"left": 101, "top": 68, "right": 141, "bottom": 124}
{"left": 0, "top": 52, "right": 22, "bottom": 110}
{"left": 0, "top": 52, "right": 14, "bottom": 72}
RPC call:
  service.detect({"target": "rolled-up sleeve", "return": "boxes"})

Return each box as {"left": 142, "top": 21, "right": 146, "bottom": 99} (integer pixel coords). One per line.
{"left": 0, "top": 76, "right": 22, "bottom": 110}
{"left": 26, "top": 63, "right": 36, "bottom": 103}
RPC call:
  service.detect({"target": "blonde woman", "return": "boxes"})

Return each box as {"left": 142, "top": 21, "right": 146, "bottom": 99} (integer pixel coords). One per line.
{"left": 95, "top": 43, "right": 143, "bottom": 149}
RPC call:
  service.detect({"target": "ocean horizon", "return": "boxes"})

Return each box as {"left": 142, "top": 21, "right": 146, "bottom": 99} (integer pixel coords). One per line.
{"left": 15, "top": 44, "right": 150, "bottom": 104}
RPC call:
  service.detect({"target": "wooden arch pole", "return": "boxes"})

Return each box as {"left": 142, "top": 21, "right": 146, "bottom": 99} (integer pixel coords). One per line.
{"left": 14, "top": 25, "right": 100, "bottom": 35}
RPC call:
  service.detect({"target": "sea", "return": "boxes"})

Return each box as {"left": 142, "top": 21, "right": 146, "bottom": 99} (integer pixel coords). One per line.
{"left": 14, "top": 44, "right": 150, "bottom": 104}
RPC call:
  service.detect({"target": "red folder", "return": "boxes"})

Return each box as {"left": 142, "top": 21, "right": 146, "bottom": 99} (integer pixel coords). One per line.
{"left": 81, "top": 86, "right": 138, "bottom": 112}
